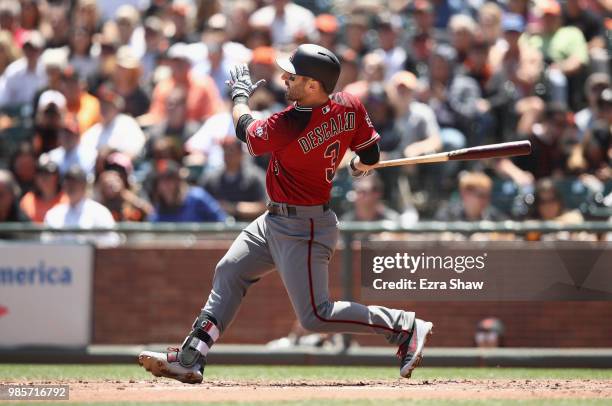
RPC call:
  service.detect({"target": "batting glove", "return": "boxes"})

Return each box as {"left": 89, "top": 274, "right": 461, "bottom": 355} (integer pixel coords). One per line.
{"left": 349, "top": 156, "right": 372, "bottom": 178}
{"left": 225, "top": 64, "right": 266, "bottom": 101}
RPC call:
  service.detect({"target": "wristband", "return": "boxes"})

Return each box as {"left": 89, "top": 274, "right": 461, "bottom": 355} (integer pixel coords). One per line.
{"left": 233, "top": 95, "right": 249, "bottom": 105}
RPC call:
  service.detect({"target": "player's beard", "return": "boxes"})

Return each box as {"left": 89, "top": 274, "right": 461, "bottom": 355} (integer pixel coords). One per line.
{"left": 285, "top": 88, "right": 298, "bottom": 102}
{"left": 284, "top": 82, "right": 303, "bottom": 102}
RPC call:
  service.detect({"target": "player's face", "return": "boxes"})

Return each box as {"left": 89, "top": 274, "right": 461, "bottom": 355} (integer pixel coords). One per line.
{"left": 280, "top": 71, "right": 309, "bottom": 102}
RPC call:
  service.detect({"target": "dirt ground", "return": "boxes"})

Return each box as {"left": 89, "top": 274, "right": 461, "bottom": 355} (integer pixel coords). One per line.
{"left": 7, "top": 378, "right": 612, "bottom": 402}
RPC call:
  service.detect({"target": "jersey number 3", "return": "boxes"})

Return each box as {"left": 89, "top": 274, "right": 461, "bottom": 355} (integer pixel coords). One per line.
{"left": 324, "top": 140, "right": 340, "bottom": 183}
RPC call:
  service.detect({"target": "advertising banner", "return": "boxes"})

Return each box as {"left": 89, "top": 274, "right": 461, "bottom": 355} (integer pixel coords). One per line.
{"left": 0, "top": 243, "right": 94, "bottom": 347}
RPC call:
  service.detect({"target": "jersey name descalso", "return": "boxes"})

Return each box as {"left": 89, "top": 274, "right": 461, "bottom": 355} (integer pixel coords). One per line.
{"left": 298, "top": 112, "right": 355, "bottom": 154}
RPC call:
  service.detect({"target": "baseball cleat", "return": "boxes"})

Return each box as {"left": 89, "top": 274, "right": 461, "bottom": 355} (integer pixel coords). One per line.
{"left": 138, "top": 348, "right": 203, "bottom": 384}
{"left": 397, "top": 319, "right": 434, "bottom": 379}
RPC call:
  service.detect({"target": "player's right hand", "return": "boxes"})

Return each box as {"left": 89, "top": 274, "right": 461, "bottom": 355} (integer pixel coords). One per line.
{"left": 349, "top": 156, "right": 372, "bottom": 178}
{"left": 225, "top": 64, "right": 266, "bottom": 101}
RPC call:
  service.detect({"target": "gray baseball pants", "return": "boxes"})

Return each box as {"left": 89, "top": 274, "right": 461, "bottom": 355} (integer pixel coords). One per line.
{"left": 203, "top": 205, "right": 414, "bottom": 345}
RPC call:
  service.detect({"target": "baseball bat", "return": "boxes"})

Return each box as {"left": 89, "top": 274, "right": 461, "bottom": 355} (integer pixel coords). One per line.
{"left": 372, "top": 140, "right": 532, "bottom": 169}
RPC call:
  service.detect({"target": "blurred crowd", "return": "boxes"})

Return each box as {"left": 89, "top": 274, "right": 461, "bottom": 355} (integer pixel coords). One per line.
{"left": 0, "top": 0, "right": 610, "bottom": 240}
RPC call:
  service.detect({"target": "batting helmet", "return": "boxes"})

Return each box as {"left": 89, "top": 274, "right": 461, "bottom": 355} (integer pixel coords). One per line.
{"left": 276, "top": 44, "right": 341, "bottom": 94}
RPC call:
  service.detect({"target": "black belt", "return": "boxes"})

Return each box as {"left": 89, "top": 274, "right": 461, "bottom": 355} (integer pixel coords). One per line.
{"left": 267, "top": 202, "right": 330, "bottom": 217}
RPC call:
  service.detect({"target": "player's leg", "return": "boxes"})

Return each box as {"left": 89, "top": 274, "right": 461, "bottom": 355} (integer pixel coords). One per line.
{"left": 267, "top": 210, "right": 432, "bottom": 378}
{"left": 139, "top": 214, "right": 275, "bottom": 383}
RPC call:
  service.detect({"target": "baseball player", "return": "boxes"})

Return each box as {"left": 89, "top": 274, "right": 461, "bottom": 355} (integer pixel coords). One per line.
{"left": 139, "top": 44, "right": 433, "bottom": 384}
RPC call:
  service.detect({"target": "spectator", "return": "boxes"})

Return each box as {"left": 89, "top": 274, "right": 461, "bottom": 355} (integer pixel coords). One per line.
{"left": 562, "top": 0, "right": 606, "bottom": 50}
{"left": 166, "top": 1, "right": 198, "bottom": 45}
{"left": 201, "top": 136, "right": 266, "bottom": 221}
{"left": 342, "top": 174, "right": 400, "bottom": 222}
{"left": 0, "top": 169, "right": 29, "bottom": 223}
{"left": 43, "top": 114, "right": 97, "bottom": 176}
{"left": 201, "top": 12, "right": 252, "bottom": 66}
{"left": 32, "top": 48, "right": 69, "bottom": 118}
{"left": 194, "top": 0, "right": 222, "bottom": 33}
{"left": 88, "top": 27, "right": 119, "bottom": 92}
{"left": 68, "top": 25, "right": 98, "bottom": 84}
{"left": 113, "top": 5, "right": 145, "bottom": 59}
{"left": 448, "top": 14, "right": 477, "bottom": 65}
{"left": 98, "top": 0, "right": 145, "bottom": 23}
{"left": 334, "top": 48, "right": 359, "bottom": 93}
{"left": 100, "top": 151, "right": 133, "bottom": 188}
{"left": 19, "top": 0, "right": 41, "bottom": 32}
{"left": 138, "top": 137, "right": 184, "bottom": 198}
{"left": 404, "top": 0, "right": 439, "bottom": 77}
{"left": 248, "top": 46, "right": 286, "bottom": 105}
{"left": 435, "top": 171, "right": 507, "bottom": 221}
{"left": 192, "top": 13, "right": 252, "bottom": 97}
{"left": 343, "top": 13, "right": 370, "bottom": 57}
{"left": 569, "top": 88, "right": 612, "bottom": 183}
{"left": 140, "top": 16, "right": 165, "bottom": 85}
{"left": 463, "top": 39, "right": 500, "bottom": 145}
{"left": 142, "top": 42, "right": 222, "bottom": 125}
{"left": 511, "top": 48, "right": 560, "bottom": 135}
{"left": 507, "top": 0, "right": 531, "bottom": 20}
{"left": 404, "top": 33, "right": 435, "bottom": 80}
{"left": 44, "top": 165, "right": 119, "bottom": 246}
{"left": 375, "top": 14, "right": 406, "bottom": 81}
{"left": 19, "top": 159, "right": 67, "bottom": 223}
{"left": 344, "top": 52, "right": 386, "bottom": 99}
{"left": 478, "top": 2, "right": 503, "bottom": 47}
{"left": 9, "top": 142, "right": 37, "bottom": 197}
{"left": 60, "top": 65, "right": 101, "bottom": 132}
{"left": 73, "top": 0, "right": 101, "bottom": 34}
{"left": 95, "top": 169, "right": 151, "bottom": 222}
{"left": 194, "top": 36, "right": 230, "bottom": 101}
{"left": 433, "top": 0, "right": 470, "bottom": 29}
{"left": 502, "top": 103, "right": 574, "bottom": 183}
{"left": 80, "top": 85, "right": 146, "bottom": 159}
{"left": 0, "top": 30, "right": 20, "bottom": 77}
{"left": 574, "top": 73, "right": 610, "bottom": 139}
{"left": 525, "top": 178, "right": 586, "bottom": 241}
{"left": 32, "top": 90, "right": 67, "bottom": 154}
{"left": 489, "top": 13, "right": 527, "bottom": 78}
{"left": 388, "top": 71, "right": 442, "bottom": 159}
{"left": 149, "top": 160, "right": 226, "bottom": 223}
{"left": 46, "top": 3, "right": 71, "bottom": 48}
{"left": 314, "top": 14, "right": 339, "bottom": 52}
{"left": 521, "top": 0, "right": 587, "bottom": 109}
{"left": 249, "top": 0, "right": 315, "bottom": 47}
{"left": 112, "top": 46, "right": 150, "bottom": 117}
{"left": 185, "top": 111, "right": 237, "bottom": 172}
{"left": 226, "top": 0, "right": 256, "bottom": 45}
{"left": 146, "top": 87, "right": 199, "bottom": 153}
{"left": 474, "top": 317, "right": 505, "bottom": 348}
{"left": 363, "top": 83, "right": 400, "bottom": 153}
{"left": 0, "top": 1, "right": 22, "bottom": 44}
{"left": 0, "top": 30, "right": 46, "bottom": 110}
{"left": 465, "top": 39, "right": 494, "bottom": 97}
{"left": 530, "top": 178, "right": 584, "bottom": 223}
{"left": 244, "top": 24, "right": 273, "bottom": 50}
{"left": 408, "top": 0, "right": 435, "bottom": 39}
{"left": 422, "top": 45, "right": 477, "bottom": 147}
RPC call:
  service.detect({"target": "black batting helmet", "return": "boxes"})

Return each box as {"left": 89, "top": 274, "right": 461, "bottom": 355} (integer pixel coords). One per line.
{"left": 276, "top": 44, "right": 341, "bottom": 94}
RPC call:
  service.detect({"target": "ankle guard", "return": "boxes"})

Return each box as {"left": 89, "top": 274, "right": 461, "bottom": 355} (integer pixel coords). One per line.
{"left": 178, "top": 313, "right": 220, "bottom": 368}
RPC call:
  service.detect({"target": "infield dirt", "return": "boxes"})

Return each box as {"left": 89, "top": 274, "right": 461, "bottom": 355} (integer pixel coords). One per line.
{"left": 6, "top": 378, "right": 612, "bottom": 403}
